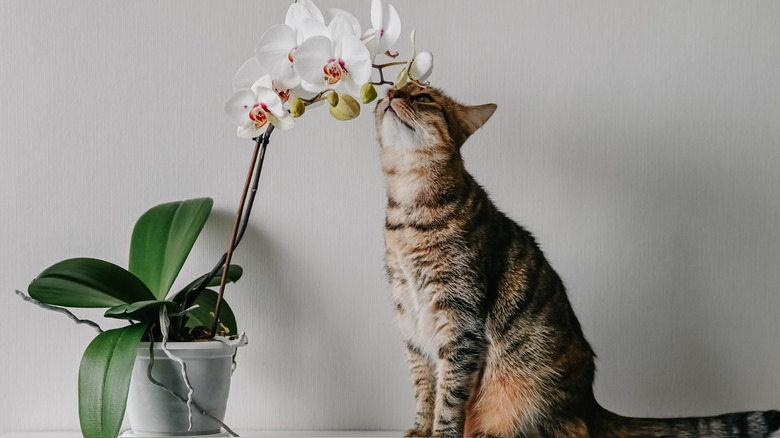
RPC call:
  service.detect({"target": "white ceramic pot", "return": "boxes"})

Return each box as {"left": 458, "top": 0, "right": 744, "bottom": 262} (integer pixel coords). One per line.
{"left": 126, "top": 341, "right": 236, "bottom": 436}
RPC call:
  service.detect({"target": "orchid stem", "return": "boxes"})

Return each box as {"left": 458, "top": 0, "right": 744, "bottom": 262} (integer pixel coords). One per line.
{"left": 302, "top": 89, "right": 335, "bottom": 106}
{"left": 208, "top": 126, "right": 274, "bottom": 337}
{"left": 371, "top": 61, "right": 408, "bottom": 88}
{"left": 373, "top": 61, "right": 408, "bottom": 68}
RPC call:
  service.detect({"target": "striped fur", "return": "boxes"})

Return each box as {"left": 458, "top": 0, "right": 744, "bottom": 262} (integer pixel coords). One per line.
{"left": 375, "top": 83, "right": 779, "bottom": 438}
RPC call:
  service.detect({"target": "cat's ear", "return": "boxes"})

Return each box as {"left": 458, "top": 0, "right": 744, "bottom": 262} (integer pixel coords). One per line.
{"left": 459, "top": 103, "right": 497, "bottom": 139}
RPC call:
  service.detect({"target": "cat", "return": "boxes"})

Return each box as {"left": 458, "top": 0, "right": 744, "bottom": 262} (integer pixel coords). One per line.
{"left": 374, "top": 82, "right": 780, "bottom": 438}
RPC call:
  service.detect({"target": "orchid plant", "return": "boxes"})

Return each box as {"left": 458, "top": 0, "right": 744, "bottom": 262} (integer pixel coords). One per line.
{"left": 18, "top": 198, "right": 245, "bottom": 438}
{"left": 214, "top": 0, "right": 433, "bottom": 327}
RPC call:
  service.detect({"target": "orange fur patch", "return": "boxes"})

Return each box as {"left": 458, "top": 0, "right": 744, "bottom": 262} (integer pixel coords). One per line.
{"left": 558, "top": 419, "right": 590, "bottom": 438}
{"left": 467, "top": 368, "right": 543, "bottom": 438}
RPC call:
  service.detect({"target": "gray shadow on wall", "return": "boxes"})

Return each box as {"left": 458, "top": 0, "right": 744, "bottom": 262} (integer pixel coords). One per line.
{"left": 203, "top": 206, "right": 397, "bottom": 428}
{"left": 199, "top": 207, "right": 311, "bottom": 425}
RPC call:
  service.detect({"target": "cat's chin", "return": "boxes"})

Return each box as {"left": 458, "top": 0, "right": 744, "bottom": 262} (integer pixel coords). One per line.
{"left": 380, "top": 115, "right": 420, "bottom": 150}
{"left": 384, "top": 106, "right": 417, "bottom": 133}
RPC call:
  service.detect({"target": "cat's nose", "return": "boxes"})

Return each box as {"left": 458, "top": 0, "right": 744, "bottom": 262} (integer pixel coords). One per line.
{"left": 387, "top": 88, "right": 406, "bottom": 101}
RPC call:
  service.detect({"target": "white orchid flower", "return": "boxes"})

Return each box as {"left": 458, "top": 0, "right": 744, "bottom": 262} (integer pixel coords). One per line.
{"left": 286, "top": 0, "right": 325, "bottom": 28}
{"left": 232, "top": 57, "right": 270, "bottom": 92}
{"left": 255, "top": 1, "right": 329, "bottom": 89}
{"left": 396, "top": 29, "right": 433, "bottom": 87}
{"left": 233, "top": 57, "right": 317, "bottom": 106}
{"left": 293, "top": 15, "right": 372, "bottom": 97}
{"left": 363, "top": 0, "right": 401, "bottom": 62}
{"left": 325, "top": 8, "right": 362, "bottom": 39}
{"left": 225, "top": 75, "right": 295, "bottom": 138}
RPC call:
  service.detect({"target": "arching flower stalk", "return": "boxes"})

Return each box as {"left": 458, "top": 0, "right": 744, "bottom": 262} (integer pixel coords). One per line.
{"left": 215, "top": 0, "right": 435, "bottom": 331}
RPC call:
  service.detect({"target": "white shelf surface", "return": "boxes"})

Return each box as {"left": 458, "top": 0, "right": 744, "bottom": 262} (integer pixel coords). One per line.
{"left": 1, "top": 432, "right": 403, "bottom": 438}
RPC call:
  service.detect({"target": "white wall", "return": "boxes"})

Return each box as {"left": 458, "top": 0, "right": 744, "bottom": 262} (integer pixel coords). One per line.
{"left": 2, "top": 0, "right": 779, "bottom": 433}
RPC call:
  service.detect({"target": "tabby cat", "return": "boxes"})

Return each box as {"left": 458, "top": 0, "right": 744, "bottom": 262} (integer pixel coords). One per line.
{"left": 375, "top": 83, "right": 780, "bottom": 438}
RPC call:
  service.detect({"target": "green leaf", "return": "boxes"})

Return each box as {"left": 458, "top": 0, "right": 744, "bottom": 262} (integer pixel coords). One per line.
{"left": 171, "top": 265, "right": 244, "bottom": 303}
{"left": 185, "top": 289, "right": 238, "bottom": 336}
{"left": 129, "top": 198, "right": 213, "bottom": 300}
{"left": 104, "top": 300, "right": 179, "bottom": 321}
{"left": 28, "top": 258, "right": 156, "bottom": 308}
{"left": 79, "top": 323, "right": 149, "bottom": 438}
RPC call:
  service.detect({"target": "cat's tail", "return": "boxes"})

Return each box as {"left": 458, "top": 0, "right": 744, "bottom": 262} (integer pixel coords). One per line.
{"left": 590, "top": 404, "right": 780, "bottom": 437}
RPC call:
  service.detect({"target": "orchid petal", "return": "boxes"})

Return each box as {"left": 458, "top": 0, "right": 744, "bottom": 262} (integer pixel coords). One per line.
{"left": 255, "top": 24, "right": 297, "bottom": 79}
{"left": 293, "top": 35, "right": 333, "bottom": 85}
{"left": 340, "top": 74, "right": 362, "bottom": 97}
{"left": 285, "top": 3, "right": 308, "bottom": 29}
{"left": 295, "top": 17, "right": 329, "bottom": 43}
{"left": 286, "top": 0, "right": 324, "bottom": 28}
{"left": 267, "top": 112, "right": 295, "bottom": 131}
{"left": 300, "top": 79, "right": 330, "bottom": 94}
{"left": 232, "top": 58, "right": 269, "bottom": 92}
{"left": 272, "top": 74, "right": 302, "bottom": 95}
{"left": 255, "top": 24, "right": 296, "bottom": 59}
{"left": 363, "top": 30, "right": 379, "bottom": 62}
{"left": 250, "top": 75, "right": 274, "bottom": 93}
{"left": 237, "top": 122, "right": 267, "bottom": 139}
{"left": 326, "top": 8, "right": 362, "bottom": 38}
{"left": 409, "top": 50, "right": 433, "bottom": 82}
{"left": 329, "top": 15, "right": 356, "bottom": 58}
{"left": 339, "top": 35, "right": 372, "bottom": 87}
{"left": 299, "top": 0, "right": 325, "bottom": 23}
{"left": 255, "top": 87, "right": 284, "bottom": 117}
{"left": 224, "top": 88, "right": 258, "bottom": 125}
{"left": 395, "top": 67, "right": 408, "bottom": 87}
{"left": 371, "top": 0, "right": 383, "bottom": 31}
{"left": 377, "top": 4, "right": 401, "bottom": 54}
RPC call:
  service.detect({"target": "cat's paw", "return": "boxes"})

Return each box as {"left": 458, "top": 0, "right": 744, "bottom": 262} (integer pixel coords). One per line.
{"left": 404, "top": 428, "right": 432, "bottom": 437}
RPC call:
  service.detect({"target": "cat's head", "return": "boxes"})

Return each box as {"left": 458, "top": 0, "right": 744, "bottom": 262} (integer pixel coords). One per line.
{"left": 374, "top": 83, "right": 497, "bottom": 151}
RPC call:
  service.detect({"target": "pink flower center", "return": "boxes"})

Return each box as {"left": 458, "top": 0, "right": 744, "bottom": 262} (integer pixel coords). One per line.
{"left": 248, "top": 103, "right": 269, "bottom": 128}
{"left": 271, "top": 80, "right": 290, "bottom": 103}
{"left": 288, "top": 46, "right": 298, "bottom": 63}
{"left": 323, "top": 59, "right": 347, "bottom": 85}
{"left": 277, "top": 88, "right": 291, "bottom": 103}
{"left": 380, "top": 28, "right": 385, "bottom": 37}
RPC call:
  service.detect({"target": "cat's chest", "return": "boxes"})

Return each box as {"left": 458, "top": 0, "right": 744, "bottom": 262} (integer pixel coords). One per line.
{"left": 387, "top": 247, "right": 443, "bottom": 360}
{"left": 385, "top": 227, "right": 467, "bottom": 359}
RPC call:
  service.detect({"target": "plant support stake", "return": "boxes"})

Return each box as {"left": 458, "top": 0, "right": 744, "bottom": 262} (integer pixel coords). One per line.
{"left": 210, "top": 126, "right": 273, "bottom": 336}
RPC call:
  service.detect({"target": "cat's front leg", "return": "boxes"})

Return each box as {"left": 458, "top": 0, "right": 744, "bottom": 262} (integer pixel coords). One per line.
{"left": 432, "top": 316, "right": 485, "bottom": 437}
{"left": 403, "top": 343, "right": 436, "bottom": 437}
{"left": 387, "top": 256, "right": 437, "bottom": 437}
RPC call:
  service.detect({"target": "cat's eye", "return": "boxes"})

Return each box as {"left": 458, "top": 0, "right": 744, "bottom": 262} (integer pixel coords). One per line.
{"left": 414, "top": 94, "right": 434, "bottom": 103}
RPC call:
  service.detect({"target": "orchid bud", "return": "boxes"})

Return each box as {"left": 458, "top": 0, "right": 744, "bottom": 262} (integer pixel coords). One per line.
{"left": 409, "top": 51, "right": 434, "bottom": 83}
{"left": 360, "top": 83, "right": 378, "bottom": 104}
{"left": 395, "top": 68, "right": 408, "bottom": 88}
{"left": 327, "top": 91, "right": 339, "bottom": 107}
{"left": 289, "top": 98, "right": 305, "bottom": 118}
{"left": 328, "top": 93, "right": 361, "bottom": 121}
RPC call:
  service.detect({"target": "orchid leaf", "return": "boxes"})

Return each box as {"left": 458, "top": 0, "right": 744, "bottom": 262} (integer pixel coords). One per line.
{"left": 185, "top": 289, "right": 238, "bottom": 336}
{"left": 171, "top": 265, "right": 244, "bottom": 303}
{"left": 104, "top": 300, "right": 179, "bottom": 321}
{"left": 28, "top": 257, "right": 155, "bottom": 308}
{"left": 79, "top": 323, "right": 149, "bottom": 438}
{"left": 129, "top": 198, "right": 213, "bottom": 300}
